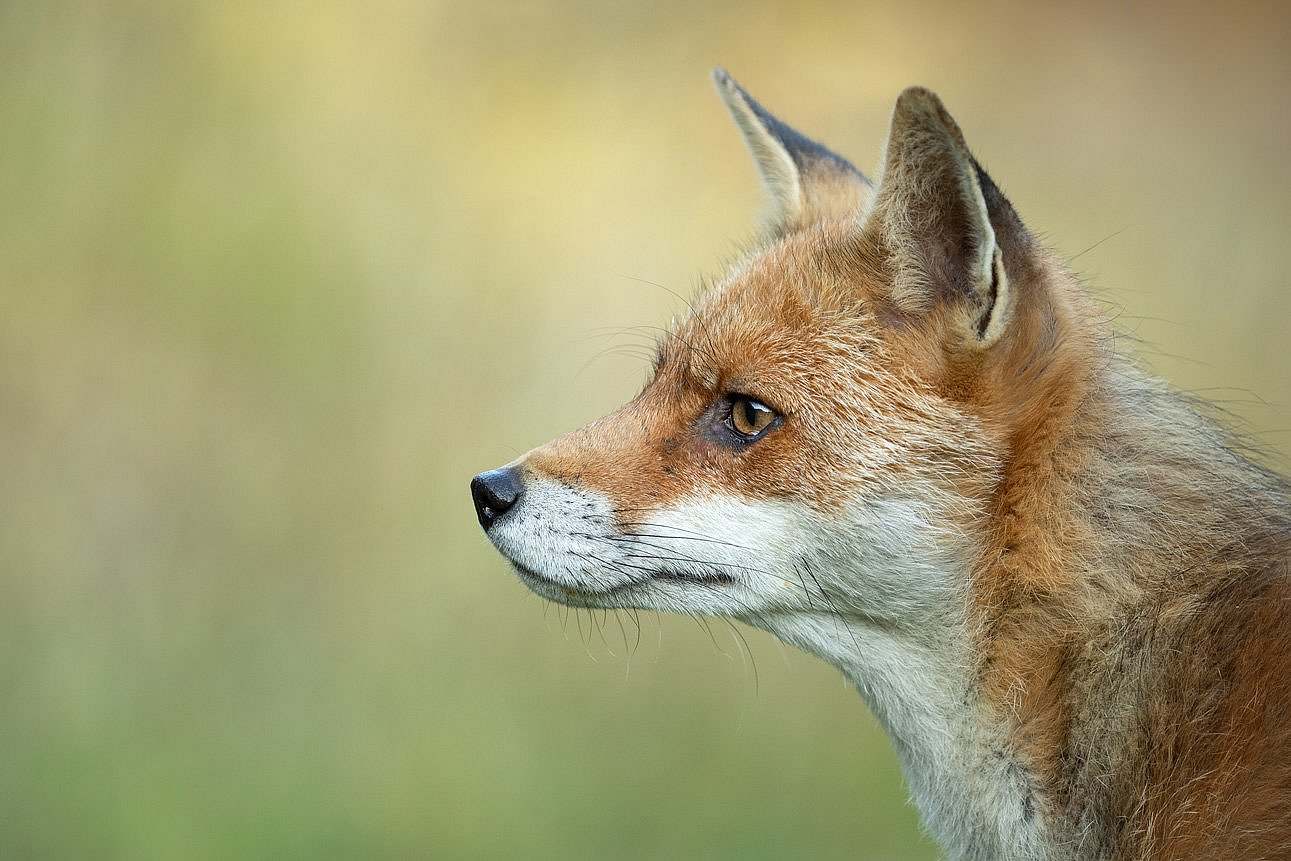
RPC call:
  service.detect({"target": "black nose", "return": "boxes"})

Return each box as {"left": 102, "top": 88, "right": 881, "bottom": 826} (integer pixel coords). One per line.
{"left": 470, "top": 467, "right": 524, "bottom": 531}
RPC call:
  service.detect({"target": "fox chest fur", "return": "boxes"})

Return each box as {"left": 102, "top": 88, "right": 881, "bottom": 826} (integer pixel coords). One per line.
{"left": 471, "top": 72, "right": 1291, "bottom": 860}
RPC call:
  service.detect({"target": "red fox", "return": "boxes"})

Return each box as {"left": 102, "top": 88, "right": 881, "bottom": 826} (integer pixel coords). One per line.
{"left": 471, "top": 70, "right": 1291, "bottom": 860}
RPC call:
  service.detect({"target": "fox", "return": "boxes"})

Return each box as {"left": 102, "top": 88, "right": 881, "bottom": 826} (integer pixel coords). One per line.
{"left": 470, "top": 70, "right": 1291, "bottom": 860}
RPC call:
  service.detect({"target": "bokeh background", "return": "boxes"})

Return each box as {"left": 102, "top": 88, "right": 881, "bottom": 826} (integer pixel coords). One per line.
{"left": 3, "top": 1, "right": 1289, "bottom": 858}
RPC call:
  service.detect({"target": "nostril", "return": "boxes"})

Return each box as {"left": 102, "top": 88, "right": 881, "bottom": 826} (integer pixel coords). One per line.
{"left": 470, "top": 467, "right": 524, "bottom": 531}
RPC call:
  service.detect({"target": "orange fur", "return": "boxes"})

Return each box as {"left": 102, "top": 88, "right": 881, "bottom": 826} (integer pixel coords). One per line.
{"left": 475, "top": 75, "right": 1291, "bottom": 859}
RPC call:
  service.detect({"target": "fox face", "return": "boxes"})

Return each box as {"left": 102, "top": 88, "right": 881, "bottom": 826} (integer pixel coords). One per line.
{"left": 476, "top": 224, "right": 995, "bottom": 630}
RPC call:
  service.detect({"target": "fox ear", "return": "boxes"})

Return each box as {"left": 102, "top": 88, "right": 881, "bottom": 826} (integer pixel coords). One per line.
{"left": 712, "top": 69, "right": 873, "bottom": 234}
{"left": 866, "top": 87, "right": 1013, "bottom": 345}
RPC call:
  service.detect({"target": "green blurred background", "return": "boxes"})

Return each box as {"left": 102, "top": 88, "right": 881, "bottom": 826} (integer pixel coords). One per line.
{"left": 2, "top": 1, "right": 1288, "bottom": 858}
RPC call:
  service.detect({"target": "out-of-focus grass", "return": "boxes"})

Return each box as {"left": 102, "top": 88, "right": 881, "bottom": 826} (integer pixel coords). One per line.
{"left": 1, "top": 1, "right": 1287, "bottom": 858}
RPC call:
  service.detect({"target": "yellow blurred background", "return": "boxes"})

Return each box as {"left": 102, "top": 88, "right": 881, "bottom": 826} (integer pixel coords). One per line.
{"left": 3, "top": 1, "right": 1288, "bottom": 858}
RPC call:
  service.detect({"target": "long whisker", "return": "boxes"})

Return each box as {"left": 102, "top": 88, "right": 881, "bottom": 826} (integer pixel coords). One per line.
{"left": 798, "top": 560, "right": 863, "bottom": 658}
{"left": 601, "top": 523, "right": 754, "bottom": 548}
{"left": 692, "top": 613, "right": 734, "bottom": 661}
{"left": 580, "top": 525, "right": 753, "bottom": 550}
{"left": 720, "top": 616, "right": 760, "bottom": 697}
{"left": 618, "top": 550, "right": 776, "bottom": 579}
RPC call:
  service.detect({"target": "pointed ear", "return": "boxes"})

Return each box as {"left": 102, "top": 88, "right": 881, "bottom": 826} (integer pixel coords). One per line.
{"left": 712, "top": 69, "right": 873, "bottom": 234}
{"left": 867, "top": 87, "right": 1014, "bottom": 345}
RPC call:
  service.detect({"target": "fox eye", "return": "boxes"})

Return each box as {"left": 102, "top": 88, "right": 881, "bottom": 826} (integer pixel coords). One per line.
{"left": 726, "top": 396, "right": 779, "bottom": 441}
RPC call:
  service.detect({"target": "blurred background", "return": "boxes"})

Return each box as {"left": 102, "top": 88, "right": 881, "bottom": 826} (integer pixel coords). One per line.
{"left": 2, "top": 1, "right": 1288, "bottom": 858}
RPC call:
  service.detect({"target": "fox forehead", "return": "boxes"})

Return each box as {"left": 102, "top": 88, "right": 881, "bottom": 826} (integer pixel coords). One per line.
{"left": 659, "top": 225, "right": 883, "bottom": 400}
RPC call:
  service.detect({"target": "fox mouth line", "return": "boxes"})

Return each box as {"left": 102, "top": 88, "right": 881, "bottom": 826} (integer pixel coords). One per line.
{"left": 650, "top": 569, "right": 736, "bottom": 587}
{"left": 510, "top": 560, "right": 734, "bottom": 596}
{"left": 509, "top": 561, "right": 642, "bottom": 597}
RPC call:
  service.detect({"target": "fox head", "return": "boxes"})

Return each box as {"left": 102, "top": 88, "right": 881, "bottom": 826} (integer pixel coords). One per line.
{"left": 471, "top": 70, "right": 1086, "bottom": 675}
{"left": 470, "top": 72, "right": 1291, "bottom": 860}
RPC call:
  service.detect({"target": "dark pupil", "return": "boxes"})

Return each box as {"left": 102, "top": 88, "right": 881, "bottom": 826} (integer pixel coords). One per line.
{"left": 742, "top": 400, "right": 762, "bottom": 430}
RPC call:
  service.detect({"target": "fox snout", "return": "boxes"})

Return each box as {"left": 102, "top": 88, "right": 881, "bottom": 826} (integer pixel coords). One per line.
{"left": 469, "top": 467, "right": 524, "bottom": 531}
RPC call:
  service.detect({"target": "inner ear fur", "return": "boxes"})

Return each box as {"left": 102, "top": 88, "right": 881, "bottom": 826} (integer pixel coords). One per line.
{"left": 866, "top": 87, "right": 1019, "bottom": 346}
{"left": 712, "top": 68, "right": 874, "bottom": 235}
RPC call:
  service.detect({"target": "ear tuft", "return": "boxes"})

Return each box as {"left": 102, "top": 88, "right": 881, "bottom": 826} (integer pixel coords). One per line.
{"left": 712, "top": 68, "right": 873, "bottom": 235}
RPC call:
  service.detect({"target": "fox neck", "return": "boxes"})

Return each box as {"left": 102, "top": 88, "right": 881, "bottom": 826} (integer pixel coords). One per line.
{"left": 754, "top": 601, "right": 1041, "bottom": 861}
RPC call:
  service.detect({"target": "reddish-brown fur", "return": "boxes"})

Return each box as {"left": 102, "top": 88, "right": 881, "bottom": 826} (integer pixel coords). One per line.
{"left": 486, "top": 76, "right": 1291, "bottom": 859}
{"left": 525, "top": 205, "right": 1291, "bottom": 859}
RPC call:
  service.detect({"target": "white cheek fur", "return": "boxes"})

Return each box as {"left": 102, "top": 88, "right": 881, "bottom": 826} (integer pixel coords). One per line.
{"left": 489, "top": 474, "right": 971, "bottom": 637}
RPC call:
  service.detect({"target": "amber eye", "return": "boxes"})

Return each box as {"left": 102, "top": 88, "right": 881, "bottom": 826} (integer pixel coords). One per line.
{"left": 726, "top": 396, "right": 779, "bottom": 441}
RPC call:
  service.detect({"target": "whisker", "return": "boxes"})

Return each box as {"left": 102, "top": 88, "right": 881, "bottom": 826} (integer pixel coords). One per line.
{"left": 615, "top": 273, "right": 724, "bottom": 369}
{"left": 606, "top": 525, "right": 753, "bottom": 549}
{"left": 617, "top": 549, "right": 777, "bottom": 579}
{"left": 693, "top": 614, "right": 734, "bottom": 661}
{"left": 574, "top": 606, "right": 591, "bottom": 653}
{"left": 721, "top": 617, "right": 760, "bottom": 697}
{"left": 611, "top": 610, "right": 633, "bottom": 668}
{"left": 798, "top": 561, "right": 864, "bottom": 658}
{"left": 575, "top": 527, "right": 751, "bottom": 550}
